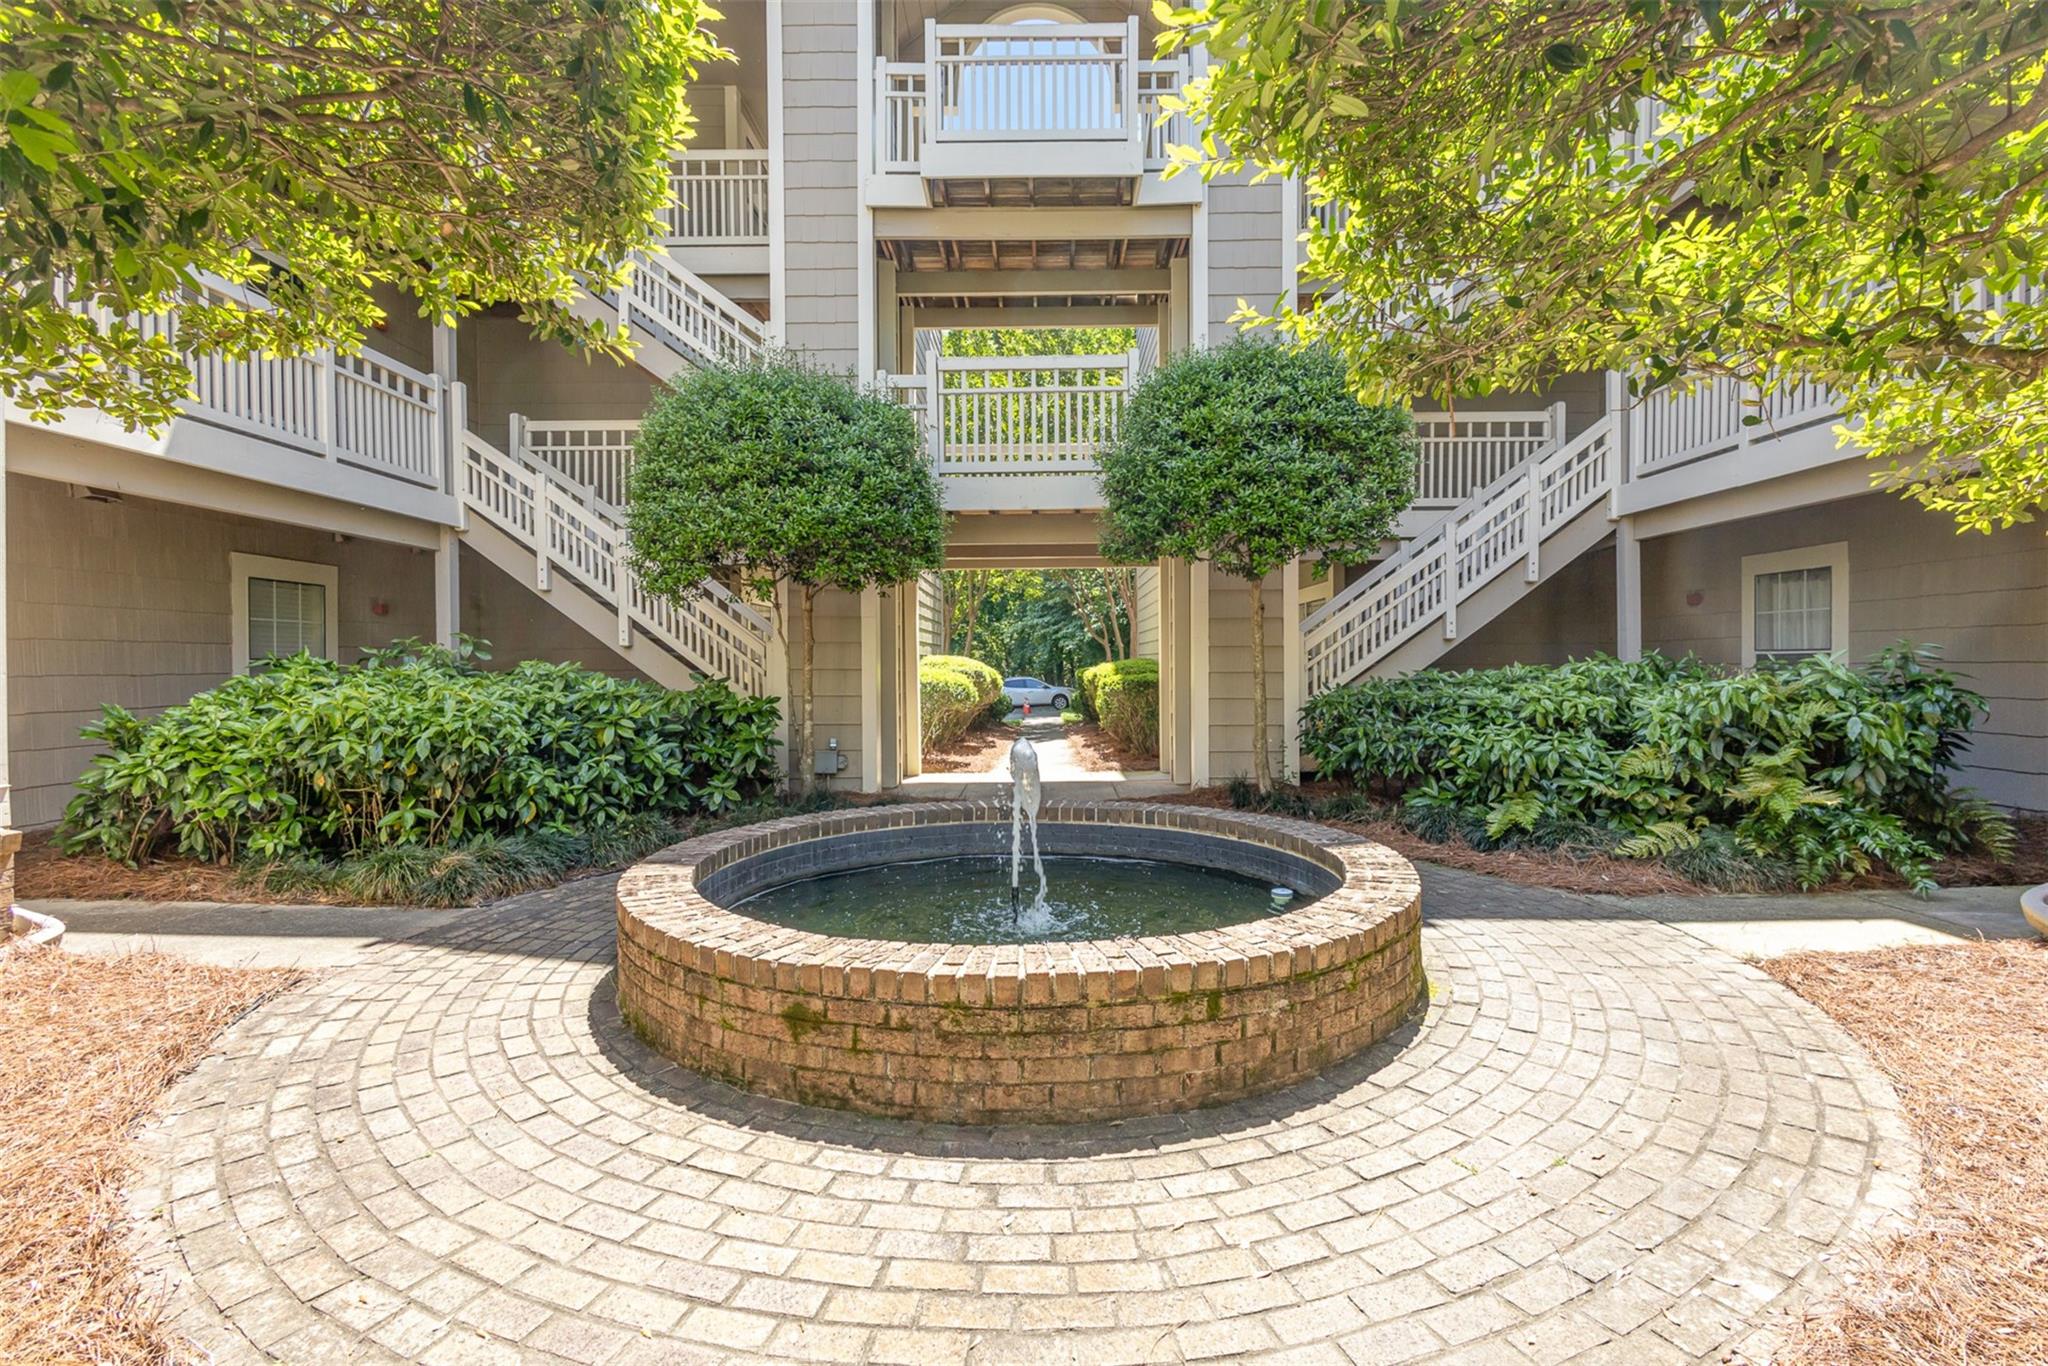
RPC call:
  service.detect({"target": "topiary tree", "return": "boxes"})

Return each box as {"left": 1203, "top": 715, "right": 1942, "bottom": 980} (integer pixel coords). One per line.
{"left": 1098, "top": 338, "right": 1416, "bottom": 792}
{"left": 627, "top": 356, "right": 947, "bottom": 791}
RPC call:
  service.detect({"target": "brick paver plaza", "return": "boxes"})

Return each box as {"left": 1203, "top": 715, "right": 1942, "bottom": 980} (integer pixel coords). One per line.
{"left": 131, "top": 865, "right": 1917, "bottom": 1364}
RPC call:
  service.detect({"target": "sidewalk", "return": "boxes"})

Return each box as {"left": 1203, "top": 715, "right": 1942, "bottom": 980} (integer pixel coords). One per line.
{"left": 898, "top": 709, "right": 1184, "bottom": 800}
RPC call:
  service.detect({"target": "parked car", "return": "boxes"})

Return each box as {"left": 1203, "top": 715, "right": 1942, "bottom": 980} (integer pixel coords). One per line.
{"left": 1003, "top": 676, "right": 1071, "bottom": 711}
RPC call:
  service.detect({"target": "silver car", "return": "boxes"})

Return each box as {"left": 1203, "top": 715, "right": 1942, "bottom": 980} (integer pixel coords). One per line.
{"left": 1002, "top": 676, "right": 1071, "bottom": 711}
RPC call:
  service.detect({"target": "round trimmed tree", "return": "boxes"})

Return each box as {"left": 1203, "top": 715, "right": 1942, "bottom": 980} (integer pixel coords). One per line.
{"left": 628, "top": 356, "right": 947, "bottom": 791}
{"left": 1098, "top": 339, "right": 1416, "bottom": 792}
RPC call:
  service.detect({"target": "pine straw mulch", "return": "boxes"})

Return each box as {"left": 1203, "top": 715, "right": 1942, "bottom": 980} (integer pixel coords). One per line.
{"left": 919, "top": 720, "right": 1016, "bottom": 774}
{"left": 0, "top": 949, "right": 303, "bottom": 1365}
{"left": 1763, "top": 940, "right": 2048, "bottom": 1365}
{"left": 1063, "top": 721, "right": 1162, "bottom": 775}
{"left": 12, "top": 830, "right": 345, "bottom": 906}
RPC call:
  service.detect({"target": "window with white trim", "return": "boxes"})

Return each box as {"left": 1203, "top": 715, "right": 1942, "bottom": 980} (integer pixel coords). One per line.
{"left": 1740, "top": 542, "right": 1848, "bottom": 666}
{"left": 230, "top": 553, "right": 339, "bottom": 673}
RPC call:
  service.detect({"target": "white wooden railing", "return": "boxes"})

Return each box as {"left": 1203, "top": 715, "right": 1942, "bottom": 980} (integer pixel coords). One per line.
{"left": 64, "top": 274, "right": 446, "bottom": 490}
{"left": 875, "top": 22, "right": 1188, "bottom": 174}
{"left": 513, "top": 417, "right": 639, "bottom": 509}
{"left": 1412, "top": 408, "right": 1562, "bottom": 507}
{"left": 883, "top": 354, "right": 1134, "bottom": 475}
{"left": 459, "top": 421, "right": 770, "bottom": 693}
{"left": 664, "top": 151, "right": 770, "bottom": 245}
{"left": 1303, "top": 416, "right": 1618, "bottom": 692}
{"left": 1627, "top": 373, "right": 1841, "bottom": 477}
{"left": 613, "top": 250, "right": 765, "bottom": 368}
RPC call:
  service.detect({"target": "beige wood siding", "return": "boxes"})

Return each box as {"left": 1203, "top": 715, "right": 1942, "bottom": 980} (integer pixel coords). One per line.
{"left": 782, "top": 1, "right": 860, "bottom": 371}
{"left": 460, "top": 316, "right": 663, "bottom": 456}
{"left": 794, "top": 585, "right": 865, "bottom": 788}
{"left": 457, "top": 546, "right": 653, "bottom": 683}
{"left": 1205, "top": 562, "right": 1287, "bottom": 784}
{"left": 1133, "top": 565, "right": 1161, "bottom": 658}
{"left": 1641, "top": 492, "right": 2047, "bottom": 810}
{"left": 6, "top": 474, "right": 437, "bottom": 828}
{"left": 1207, "top": 173, "right": 1282, "bottom": 337}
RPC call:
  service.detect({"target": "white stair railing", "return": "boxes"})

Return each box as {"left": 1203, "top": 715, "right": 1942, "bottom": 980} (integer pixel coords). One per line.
{"left": 612, "top": 250, "right": 766, "bottom": 369}
{"left": 1302, "top": 415, "right": 1618, "bottom": 693}
{"left": 459, "top": 421, "right": 770, "bottom": 694}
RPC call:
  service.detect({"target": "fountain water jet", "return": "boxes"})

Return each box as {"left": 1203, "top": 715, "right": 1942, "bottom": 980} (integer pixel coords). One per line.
{"left": 1007, "top": 732, "right": 1050, "bottom": 931}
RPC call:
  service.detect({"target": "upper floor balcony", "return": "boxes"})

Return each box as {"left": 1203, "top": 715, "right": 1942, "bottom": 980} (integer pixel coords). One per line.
{"left": 873, "top": 19, "right": 1196, "bottom": 208}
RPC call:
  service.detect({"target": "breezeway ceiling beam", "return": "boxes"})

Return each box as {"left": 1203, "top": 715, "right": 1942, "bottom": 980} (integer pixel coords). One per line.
{"left": 894, "top": 269, "right": 1171, "bottom": 299}
{"left": 872, "top": 206, "right": 1194, "bottom": 240}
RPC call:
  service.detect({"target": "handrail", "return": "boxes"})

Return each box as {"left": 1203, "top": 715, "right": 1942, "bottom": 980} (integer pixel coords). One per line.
{"left": 1302, "top": 415, "right": 1617, "bottom": 692}
{"left": 882, "top": 353, "right": 1133, "bottom": 474}
{"left": 614, "top": 250, "right": 765, "bottom": 369}
{"left": 460, "top": 423, "right": 769, "bottom": 691}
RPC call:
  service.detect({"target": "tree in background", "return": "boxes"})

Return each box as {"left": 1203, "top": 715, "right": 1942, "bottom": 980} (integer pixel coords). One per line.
{"left": 2, "top": 0, "right": 722, "bottom": 430}
{"left": 1163, "top": 0, "right": 2048, "bottom": 533}
{"left": 941, "top": 327, "right": 1135, "bottom": 359}
{"left": 941, "top": 569, "right": 1139, "bottom": 685}
{"left": 628, "top": 358, "right": 946, "bottom": 792}
{"left": 1098, "top": 339, "right": 1416, "bottom": 792}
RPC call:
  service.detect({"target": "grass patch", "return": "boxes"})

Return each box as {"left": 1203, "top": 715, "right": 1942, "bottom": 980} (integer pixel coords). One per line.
{"left": 0, "top": 950, "right": 301, "bottom": 1364}
{"left": 1765, "top": 941, "right": 2048, "bottom": 1364}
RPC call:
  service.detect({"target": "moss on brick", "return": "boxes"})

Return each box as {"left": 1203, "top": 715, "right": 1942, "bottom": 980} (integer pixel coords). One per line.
{"left": 781, "top": 1000, "right": 826, "bottom": 1043}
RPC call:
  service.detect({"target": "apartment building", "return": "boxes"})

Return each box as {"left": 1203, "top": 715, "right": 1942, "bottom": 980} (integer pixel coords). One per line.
{"left": 2, "top": 0, "right": 2041, "bottom": 834}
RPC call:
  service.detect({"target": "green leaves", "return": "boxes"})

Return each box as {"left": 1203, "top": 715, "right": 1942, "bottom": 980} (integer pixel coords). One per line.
{"left": 1, "top": 0, "right": 726, "bottom": 429}
{"left": 1176, "top": 0, "right": 2048, "bottom": 534}
{"left": 58, "top": 641, "right": 782, "bottom": 864}
{"left": 1301, "top": 646, "right": 2009, "bottom": 891}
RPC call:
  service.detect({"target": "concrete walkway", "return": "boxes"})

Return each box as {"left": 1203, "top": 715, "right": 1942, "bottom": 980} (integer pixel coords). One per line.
{"left": 121, "top": 859, "right": 1933, "bottom": 1365}
{"left": 899, "top": 711, "right": 1183, "bottom": 802}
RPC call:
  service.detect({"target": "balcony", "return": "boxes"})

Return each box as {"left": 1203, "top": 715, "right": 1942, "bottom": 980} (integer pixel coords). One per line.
{"left": 874, "top": 20, "right": 1194, "bottom": 205}
{"left": 23, "top": 276, "right": 455, "bottom": 526}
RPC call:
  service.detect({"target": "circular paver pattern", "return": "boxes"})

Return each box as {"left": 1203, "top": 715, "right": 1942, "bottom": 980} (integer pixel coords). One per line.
{"left": 132, "top": 866, "right": 1915, "bottom": 1365}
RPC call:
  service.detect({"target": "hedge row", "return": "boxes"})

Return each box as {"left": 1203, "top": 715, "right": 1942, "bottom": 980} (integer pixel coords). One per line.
{"left": 1300, "top": 647, "right": 2010, "bottom": 891}
{"left": 1080, "top": 657, "right": 1160, "bottom": 755}
{"left": 919, "top": 653, "right": 1005, "bottom": 749}
{"left": 61, "top": 640, "right": 782, "bottom": 864}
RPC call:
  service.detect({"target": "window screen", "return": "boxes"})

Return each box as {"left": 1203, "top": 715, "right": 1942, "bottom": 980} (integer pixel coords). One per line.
{"left": 1752, "top": 566, "right": 1832, "bottom": 660}
{"left": 247, "top": 576, "right": 327, "bottom": 662}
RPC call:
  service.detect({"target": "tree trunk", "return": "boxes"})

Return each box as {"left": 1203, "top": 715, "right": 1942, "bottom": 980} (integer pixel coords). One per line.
{"left": 798, "top": 584, "right": 817, "bottom": 795}
{"left": 1249, "top": 574, "right": 1272, "bottom": 794}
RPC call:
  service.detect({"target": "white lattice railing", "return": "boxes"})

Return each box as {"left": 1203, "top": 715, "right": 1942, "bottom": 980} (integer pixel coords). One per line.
{"left": 459, "top": 426, "right": 770, "bottom": 694}
{"left": 64, "top": 274, "right": 446, "bottom": 489}
{"left": 1303, "top": 415, "right": 1618, "bottom": 692}
{"left": 883, "top": 354, "right": 1134, "bottom": 474}
{"left": 1412, "top": 408, "right": 1563, "bottom": 506}
{"left": 614, "top": 250, "right": 765, "bottom": 369}
{"left": 664, "top": 151, "right": 770, "bottom": 245}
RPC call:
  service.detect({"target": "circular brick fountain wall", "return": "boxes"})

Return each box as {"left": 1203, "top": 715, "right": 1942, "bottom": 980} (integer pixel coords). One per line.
{"left": 614, "top": 802, "right": 1423, "bottom": 1124}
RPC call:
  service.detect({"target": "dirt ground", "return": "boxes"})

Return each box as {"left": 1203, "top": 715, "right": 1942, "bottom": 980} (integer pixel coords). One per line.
{"left": 0, "top": 949, "right": 301, "bottom": 1364}
{"left": 1764, "top": 941, "right": 2048, "bottom": 1365}
{"left": 919, "top": 720, "right": 1015, "bottom": 774}
{"left": 1063, "top": 720, "right": 1161, "bottom": 774}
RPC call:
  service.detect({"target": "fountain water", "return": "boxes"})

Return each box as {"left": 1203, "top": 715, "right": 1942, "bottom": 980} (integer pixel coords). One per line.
{"left": 1007, "top": 732, "right": 1051, "bottom": 932}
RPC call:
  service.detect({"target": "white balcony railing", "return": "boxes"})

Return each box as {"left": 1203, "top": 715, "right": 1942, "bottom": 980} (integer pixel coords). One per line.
{"left": 61, "top": 275, "right": 446, "bottom": 491}
{"left": 664, "top": 151, "right": 770, "bottom": 246}
{"left": 1628, "top": 373, "right": 1841, "bottom": 477}
{"left": 876, "top": 21, "right": 1188, "bottom": 176}
{"left": 883, "top": 354, "right": 1135, "bottom": 476}
{"left": 513, "top": 417, "right": 639, "bottom": 509}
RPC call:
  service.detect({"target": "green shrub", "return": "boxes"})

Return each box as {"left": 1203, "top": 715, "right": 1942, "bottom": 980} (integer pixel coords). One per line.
{"left": 919, "top": 653, "right": 1003, "bottom": 749}
{"left": 59, "top": 639, "right": 782, "bottom": 865}
{"left": 1300, "top": 647, "right": 2011, "bottom": 892}
{"left": 1080, "top": 658, "right": 1160, "bottom": 754}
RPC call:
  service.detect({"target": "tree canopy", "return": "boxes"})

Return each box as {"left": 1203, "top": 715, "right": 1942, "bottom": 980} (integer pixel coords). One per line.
{"left": 1, "top": 0, "right": 723, "bottom": 430}
{"left": 1165, "top": 0, "right": 2048, "bottom": 532}
{"left": 1097, "top": 338, "right": 1415, "bottom": 789}
{"left": 628, "top": 356, "right": 946, "bottom": 788}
